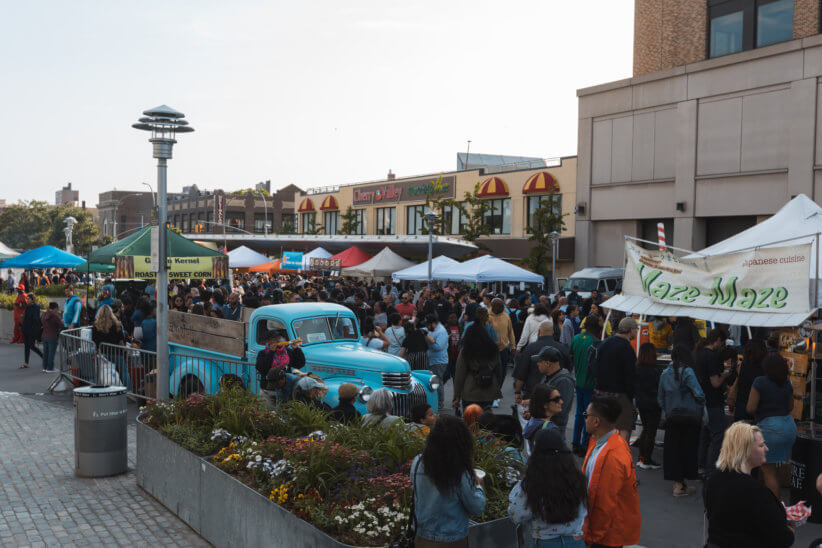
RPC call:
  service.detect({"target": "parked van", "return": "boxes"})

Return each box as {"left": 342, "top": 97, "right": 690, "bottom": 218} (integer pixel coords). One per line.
{"left": 560, "top": 267, "right": 623, "bottom": 298}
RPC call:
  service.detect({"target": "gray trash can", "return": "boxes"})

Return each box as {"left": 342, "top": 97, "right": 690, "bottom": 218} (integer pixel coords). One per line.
{"left": 74, "top": 385, "right": 128, "bottom": 477}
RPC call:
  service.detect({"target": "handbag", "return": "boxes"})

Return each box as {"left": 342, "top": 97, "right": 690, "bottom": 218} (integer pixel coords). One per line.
{"left": 665, "top": 372, "right": 703, "bottom": 427}
{"left": 389, "top": 459, "right": 420, "bottom": 548}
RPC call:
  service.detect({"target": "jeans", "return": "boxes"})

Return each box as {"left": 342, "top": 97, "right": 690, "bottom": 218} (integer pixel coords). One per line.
{"left": 430, "top": 363, "right": 448, "bottom": 410}
{"left": 499, "top": 348, "right": 512, "bottom": 385}
{"left": 533, "top": 536, "right": 585, "bottom": 547}
{"left": 637, "top": 406, "right": 661, "bottom": 462}
{"left": 700, "top": 406, "right": 726, "bottom": 473}
{"left": 23, "top": 336, "right": 43, "bottom": 364}
{"left": 42, "top": 337, "right": 58, "bottom": 371}
{"left": 572, "top": 387, "right": 594, "bottom": 447}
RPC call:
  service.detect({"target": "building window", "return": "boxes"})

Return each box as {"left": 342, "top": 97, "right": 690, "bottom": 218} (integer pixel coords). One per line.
{"left": 254, "top": 213, "right": 273, "bottom": 233}
{"left": 281, "top": 213, "right": 297, "bottom": 233}
{"left": 482, "top": 198, "right": 511, "bottom": 235}
{"left": 301, "top": 212, "right": 316, "bottom": 233}
{"left": 526, "top": 194, "right": 562, "bottom": 233}
{"left": 441, "top": 203, "right": 467, "bottom": 235}
{"left": 347, "top": 209, "right": 366, "bottom": 235}
{"left": 324, "top": 211, "right": 339, "bottom": 235}
{"left": 376, "top": 207, "right": 396, "bottom": 235}
{"left": 206, "top": 211, "right": 213, "bottom": 232}
{"left": 227, "top": 212, "right": 244, "bottom": 231}
{"left": 709, "top": 0, "right": 793, "bottom": 58}
{"left": 406, "top": 205, "right": 426, "bottom": 235}
{"left": 120, "top": 215, "right": 127, "bottom": 235}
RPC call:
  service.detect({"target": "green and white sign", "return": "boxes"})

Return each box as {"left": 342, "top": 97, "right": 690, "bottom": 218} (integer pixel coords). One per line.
{"left": 623, "top": 241, "right": 812, "bottom": 314}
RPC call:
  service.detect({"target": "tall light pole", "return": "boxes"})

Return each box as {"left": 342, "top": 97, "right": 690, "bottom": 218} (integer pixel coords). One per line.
{"left": 424, "top": 211, "right": 439, "bottom": 287}
{"left": 549, "top": 230, "right": 560, "bottom": 294}
{"left": 255, "top": 188, "right": 270, "bottom": 235}
{"left": 133, "top": 105, "right": 194, "bottom": 401}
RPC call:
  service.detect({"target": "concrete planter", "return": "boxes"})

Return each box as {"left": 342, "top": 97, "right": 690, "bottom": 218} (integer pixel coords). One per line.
{"left": 0, "top": 309, "right": 15, "bottom": 342}
{"left": 136, "top": 419, "right": 517, "bottom": 548}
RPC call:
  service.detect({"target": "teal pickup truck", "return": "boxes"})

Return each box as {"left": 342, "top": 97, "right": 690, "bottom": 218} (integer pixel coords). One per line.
{"left": 167, "top": 303, "right": 439, "bottom": 416}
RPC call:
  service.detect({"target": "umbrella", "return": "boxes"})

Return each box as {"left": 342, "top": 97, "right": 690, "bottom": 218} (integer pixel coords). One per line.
{"left": 227, "top": 245, "right": 270, "bottom": 268}
{"left": 0, "top": 245, "right": 86, "bottom": 269}
{"left": 330, "top": 246, "right": 373, "bottom": 268}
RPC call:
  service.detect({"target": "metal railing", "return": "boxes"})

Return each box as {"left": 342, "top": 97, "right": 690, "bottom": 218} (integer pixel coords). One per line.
{"left": 168, "top": 353, "right": 257, "bottom": 397}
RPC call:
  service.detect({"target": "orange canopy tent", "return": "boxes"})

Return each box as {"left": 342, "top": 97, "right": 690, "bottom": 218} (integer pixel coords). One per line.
{"left": 330, "top": 246, "right": 373, "bottom": 268}
{"left": 249, "top": 259, "right": 299, "bottom": 274}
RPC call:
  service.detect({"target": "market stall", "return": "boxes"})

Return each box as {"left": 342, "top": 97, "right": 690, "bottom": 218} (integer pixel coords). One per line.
{"left": 391, "top": 255, "right": 458, "bottom": 282}
{"left": 0, "top": 241, "right": 19, "bottom": 262}
{"left": 432, "top": 254, "right": 544, "bottom": 283}
{"left": 329, "top": 246, "right": 372, "bottom": 268}
{"left": 342, "top": 247, "right": 414, "bottom": 279}
{"left": 301, "top": 247, "right": 332, "bottom": 270}
{"left": 227, "top": 246, "right": 270, "bottom": 269}
{"left": 0, "top": 245, "right": 87, "bottom": 269}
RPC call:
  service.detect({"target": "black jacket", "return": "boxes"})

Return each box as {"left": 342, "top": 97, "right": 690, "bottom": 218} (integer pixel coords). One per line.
{"left": 733, "top": 358, "right": 764, "bottom": 421}
{"left": 593, "top": 335, "right": 637, "bottom": 398}
{"left": 512, "top": 335, "right": 571, "bottom": 395}
{"left": 635, "top": 364, "right": 661, "bottom": 410}
{"left": 21, "top": 304, "right": 42, "bottom": 339}
{"left": 703, "top": 470, "right": 793, "bottom": 548}
{"left": 329, "top": 401, "right": 360, "bottom": 423}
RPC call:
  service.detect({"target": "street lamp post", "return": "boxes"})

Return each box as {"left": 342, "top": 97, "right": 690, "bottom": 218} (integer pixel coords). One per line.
{"left": 133, "top": 105, "right": 194, "bottom": 401}
{"left": 424, "top": 211, "right": 439, "bottom": 287}
{"left": 549, "top": 230, "right": 560, "bottom": 294}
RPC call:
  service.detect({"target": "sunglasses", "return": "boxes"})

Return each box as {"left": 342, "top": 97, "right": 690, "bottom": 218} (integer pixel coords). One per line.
{"left": 548, "top": 396, "right": 563, "bottom": 403}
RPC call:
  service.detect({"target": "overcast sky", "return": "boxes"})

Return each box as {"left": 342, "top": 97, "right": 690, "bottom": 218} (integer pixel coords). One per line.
{"left": 0, "top": 1, "right": 633, "bottom": 205}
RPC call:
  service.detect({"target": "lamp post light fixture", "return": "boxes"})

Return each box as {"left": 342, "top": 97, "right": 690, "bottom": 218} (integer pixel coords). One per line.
{"left": 424, "top": 211, "right": 440, "bottom": 287}
{"left": 133, "top": 105, "right": 194, "bottom": 401}
{"left": 549, "top": 230, "right": 560, "bottom": 294}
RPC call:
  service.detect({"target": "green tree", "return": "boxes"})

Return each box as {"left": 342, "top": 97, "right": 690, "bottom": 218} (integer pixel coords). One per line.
{"left": 0, "top": 201, "right": 102, "bottom": 253}
{"left": 339, "top": 206, "right": 360, "bottom": 236}
{"left": 425, "top": 180, "right": 493, "bottom": 249}
{"left": 521, "top": 193, "right": 566, "bottom": 279}
{"left": 231, "top": 188, "right": 270, "bottom": 197}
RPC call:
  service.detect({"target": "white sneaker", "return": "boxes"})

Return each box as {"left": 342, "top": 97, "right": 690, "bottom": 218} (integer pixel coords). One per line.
{"left": 636, "top": 459, "right": 661, "bottom": 470}
{"left": 492, "top": 399, "right": 500, "bottom": 408}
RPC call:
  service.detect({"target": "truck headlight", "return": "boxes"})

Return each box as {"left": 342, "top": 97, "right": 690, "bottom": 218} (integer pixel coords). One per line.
{"left": 429, "top": 375, "right": 440, "bottom": 391}
{"left": 358, "top": 386, "right": 373, "bottom": 403}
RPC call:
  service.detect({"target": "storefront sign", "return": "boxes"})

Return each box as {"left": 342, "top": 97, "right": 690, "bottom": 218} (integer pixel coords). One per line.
{"left": 309, "top": 257, "right": 343, "bottom": 270}
{"left": 115, "top": 255, "right": 229, "bottom": 280}
{"left": 623, "top": 241, "right": 812, "bottom": 314}
{"left": 215, "top": 192, "right": 226, "bottom": 223}
{"left": 352, "top": 175, "right": 456, "bottom": 206}
{"left": 282, "top": 252, "right": 303, "bottom": 270}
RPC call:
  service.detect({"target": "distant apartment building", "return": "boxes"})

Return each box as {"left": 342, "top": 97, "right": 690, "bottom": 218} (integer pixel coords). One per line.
{"left": 96, "top": 191, "right": 157, "bottom": 239}
{"left": 55, "top": 182, "right": 80, "bottom": 206}
{"left": 576, "top": 0, "right": 822, "bottom": 267}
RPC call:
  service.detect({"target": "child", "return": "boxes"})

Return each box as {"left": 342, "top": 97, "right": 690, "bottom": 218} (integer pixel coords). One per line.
{"left": 410, "top": 403, "right": 436, "bottom": 437}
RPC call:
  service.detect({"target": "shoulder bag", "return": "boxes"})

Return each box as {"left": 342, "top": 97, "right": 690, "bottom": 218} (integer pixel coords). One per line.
{"left": 664, "top": 371, "right": 704, "bottom": 427}
{"left": 390, "top": 458, "right": 420, "bottom": 548}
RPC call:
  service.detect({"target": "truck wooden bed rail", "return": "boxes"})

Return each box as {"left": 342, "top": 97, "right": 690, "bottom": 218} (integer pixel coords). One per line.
{"left": 168, "top": 310, "right": 247, "bottom": 357}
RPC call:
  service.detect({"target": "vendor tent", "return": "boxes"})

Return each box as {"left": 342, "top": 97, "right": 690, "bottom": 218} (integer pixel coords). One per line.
{"left": 330, "top": 246, "right": 372, "bottom": 268}
{"left": 227, "top": 246, "right": 270, "bottom": 268}
{"left": 302, "top": 247, "right": 332, "bottom": 270}
{"left": 0, "top": 245, "right": 86, "bottom": 269}
{"left": 433, "top": 255, "right": 544, "bottom": 283}
{"left": 343, "top": 247, "right": 415, "bottom": 278}
{"left": 392, "top": 255, "right": 459, "bottom": 281}
{"left": 0, "top": 241, "right": 19, "bottom": 261}
{"left": 249, "top": 259, "right": 281, "bottom": 274}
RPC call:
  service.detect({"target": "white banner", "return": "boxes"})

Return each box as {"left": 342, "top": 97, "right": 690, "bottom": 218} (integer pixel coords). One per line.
{"left": 622, "top": 241, "right": 812, "bottom": 314}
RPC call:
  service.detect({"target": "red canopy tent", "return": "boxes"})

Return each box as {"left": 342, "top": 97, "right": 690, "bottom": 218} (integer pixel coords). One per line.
{"left": 330, "top": 246, "right": 372, "bottom": 268}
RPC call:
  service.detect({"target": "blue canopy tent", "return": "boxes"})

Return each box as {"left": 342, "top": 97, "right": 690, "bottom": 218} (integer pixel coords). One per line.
{"left": 0, "top": 245, "right": 86, "bottom": 269}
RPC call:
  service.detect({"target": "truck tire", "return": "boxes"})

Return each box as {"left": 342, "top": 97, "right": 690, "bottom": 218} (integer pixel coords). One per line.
{"left": 179, "top": 375, "right": 204, "bottom": 397}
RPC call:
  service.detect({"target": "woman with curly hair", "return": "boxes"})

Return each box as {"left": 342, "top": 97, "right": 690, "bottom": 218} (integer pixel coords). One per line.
{"left": 508, "top": 428, "right": 587, "bottom": 547}
{"left": 411, "top": 414, "right": 486, "bottom": 547}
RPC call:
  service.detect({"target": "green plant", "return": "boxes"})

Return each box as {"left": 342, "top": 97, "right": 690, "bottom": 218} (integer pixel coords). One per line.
{"left": 0, "top": 294, "right": 50, "bottom": 310}
{"left": 278, "top": 400, "right": 331, "bottom": 436}
{"left": 159, "top": 422, "right": 222, "bottom": 456}
{"left": 521, "top": 192, "right": 567, "bottom": 279}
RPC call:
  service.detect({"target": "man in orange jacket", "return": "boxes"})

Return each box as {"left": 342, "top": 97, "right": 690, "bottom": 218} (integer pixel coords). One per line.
{"left": 582, "top": 395, "right": 641, "bottom": 548}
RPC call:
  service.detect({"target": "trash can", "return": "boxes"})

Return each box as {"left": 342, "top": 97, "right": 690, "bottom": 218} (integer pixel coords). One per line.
{"left": 74, "top": 385, "right": 128, "bottom": 477}
{"left": 790, "top": 422, "right": 822, "bottom": 524}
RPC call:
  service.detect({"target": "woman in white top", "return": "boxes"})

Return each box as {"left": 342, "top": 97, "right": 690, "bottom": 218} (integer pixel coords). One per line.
{"left": 517, "top": 305, "right": 550, "bottom": 351}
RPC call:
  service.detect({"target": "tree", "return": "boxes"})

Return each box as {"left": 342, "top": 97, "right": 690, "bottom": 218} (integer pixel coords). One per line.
{"left": 425, "top": 179, "right": 493, "bottom": 249}
{"left": 339, "top": 206, "right": 359, "bottom": 236}
{"left": 0, "top": 201, "right": 102, "bottom": 253}
{"left": 231, "top": 188, "right": 270, "bottom": 197}
{"left": 521, "top": 193, "right": 567, "bottom": 280}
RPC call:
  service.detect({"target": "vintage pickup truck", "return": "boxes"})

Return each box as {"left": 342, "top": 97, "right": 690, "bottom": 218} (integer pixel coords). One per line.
{"left": 167, "top": 302, "right": 439, "bottom": 416}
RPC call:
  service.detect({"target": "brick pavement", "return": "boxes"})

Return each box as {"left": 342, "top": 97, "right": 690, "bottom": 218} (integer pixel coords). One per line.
{"left": 0, "top": 392, "right": 208, "bottom": 547}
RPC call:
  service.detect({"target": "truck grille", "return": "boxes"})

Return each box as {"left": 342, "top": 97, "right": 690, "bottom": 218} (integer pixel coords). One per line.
{"left": 381, "top": 372, "right": 411, "bottom": 390}
{"left": 391, "top": 382, "right": 429, "bottom": 419}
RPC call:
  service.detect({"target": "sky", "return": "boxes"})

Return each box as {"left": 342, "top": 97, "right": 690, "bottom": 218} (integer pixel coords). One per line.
{"left": 0, "top": 1, "right": 634, "bottom": 205}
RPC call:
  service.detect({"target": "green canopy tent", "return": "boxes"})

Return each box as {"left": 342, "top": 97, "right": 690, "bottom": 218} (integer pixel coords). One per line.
{"left": 89, "top": 227, "right": 226, "bottom": 278}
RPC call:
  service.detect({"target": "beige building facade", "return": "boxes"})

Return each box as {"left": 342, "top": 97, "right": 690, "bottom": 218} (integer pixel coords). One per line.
{"left": 292, "top": 159, "right": 578, "bottom": 276}
{"left": 576, "top": 1, "right": 822, "bottom": 268}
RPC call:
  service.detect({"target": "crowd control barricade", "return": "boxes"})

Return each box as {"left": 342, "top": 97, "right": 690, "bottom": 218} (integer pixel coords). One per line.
{"left": 55, "top": 328, "right": 157, "bottom": 401}
{"left": 168, "top": 352, "right": 257, "bottom": 397}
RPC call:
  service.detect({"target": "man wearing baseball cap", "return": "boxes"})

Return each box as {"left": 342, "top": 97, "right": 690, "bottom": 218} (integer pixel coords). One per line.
{"left": 531, "top": 345, "right": 575, "bottom": 439}
{"left": 592, "top": 317, "right": 639, "bottom": 442}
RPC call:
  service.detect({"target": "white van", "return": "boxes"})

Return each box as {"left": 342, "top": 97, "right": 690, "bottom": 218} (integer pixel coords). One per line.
{"left": 560, "top": 267, "right": 623, "bottom": 299}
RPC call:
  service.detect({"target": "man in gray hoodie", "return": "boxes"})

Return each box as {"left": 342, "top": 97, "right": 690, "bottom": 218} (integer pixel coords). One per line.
{"left": 532, "top": 346, "right": 576, "bottom": 439}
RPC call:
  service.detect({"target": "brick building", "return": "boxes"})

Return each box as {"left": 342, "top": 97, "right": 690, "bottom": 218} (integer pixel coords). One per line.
{"left": 576, "top": 0, "right": 822, "bottom": 267}
{"left": 55, "top": 182, "right": 80, "bottom": 206}
{"left": 97, "top": 191, "right": 156, "bottom": 240}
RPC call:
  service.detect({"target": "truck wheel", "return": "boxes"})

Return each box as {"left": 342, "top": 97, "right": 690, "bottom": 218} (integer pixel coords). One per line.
{"left": 180, "top": 375, "right": 204, "bottom": 397}
{"left": 219, "top": 374, "right": 244, "bottom": 391}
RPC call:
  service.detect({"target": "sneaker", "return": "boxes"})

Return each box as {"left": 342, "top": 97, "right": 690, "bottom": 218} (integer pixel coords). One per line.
{"left": 636, "top": 458, "right": 661, "bottom": 470}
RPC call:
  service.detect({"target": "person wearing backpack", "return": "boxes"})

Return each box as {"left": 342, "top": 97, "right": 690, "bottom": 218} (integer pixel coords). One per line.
{"left": 657, "top": 344, "right": 705, "bottom": 497}
{"left": 569, "top": 314, "right": 601, "bottom": 456}
{"left": 453, "top": 318, "right": 503, "bottom": 412}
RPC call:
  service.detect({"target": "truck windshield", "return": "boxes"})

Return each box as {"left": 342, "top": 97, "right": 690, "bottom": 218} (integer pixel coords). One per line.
{"left": 562, "top": 278, "right": 599, "bottom": 292}
{"left": 293, "top": 316, "right": 359, "bottom": 343}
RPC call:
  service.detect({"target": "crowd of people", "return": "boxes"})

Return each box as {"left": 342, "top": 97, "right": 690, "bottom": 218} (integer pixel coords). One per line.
{"left": 5, "top": 266, "right": 821, "bottom": 546}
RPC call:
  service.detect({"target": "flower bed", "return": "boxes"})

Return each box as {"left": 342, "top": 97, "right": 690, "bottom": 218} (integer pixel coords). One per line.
{"left": 141, "top": 388, "right": 522, "bottom": 547}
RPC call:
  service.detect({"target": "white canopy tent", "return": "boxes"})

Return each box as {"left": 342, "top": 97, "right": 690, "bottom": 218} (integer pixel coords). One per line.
{"left": 0, "top": 241, "right": 19, "bottom": 259}
{"left": 227, "top": 245, "right": 270, "bottom": 268}
{"left": 342, "top": 247, "right": 415, "bottom": 278}
{"left": 302, "top": 247, "right": 332, "bottom": 270}
{"left": 433, "top": 255, "right": 544, "bottom": 283}
{"left": 392, "top": 255, "right": 459, "bottom": 282}
{"left": 604, "top": 194, "right": 821, "bottom": 327}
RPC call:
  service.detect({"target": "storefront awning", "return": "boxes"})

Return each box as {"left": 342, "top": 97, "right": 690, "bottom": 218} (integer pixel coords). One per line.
{"left": 320, "top": 196, "right": 339, "bottom": 211}
{"left": 602, "top": 294, "right": 816, "bottom": 328}
{"left": 298, "top": 198, "right": 315, "bottom": 212}
{"left": 522, "top": 171, "right": 559, "bottom": 194}
{"left": 477, "top": 177, "right": 508, "bottom": 197}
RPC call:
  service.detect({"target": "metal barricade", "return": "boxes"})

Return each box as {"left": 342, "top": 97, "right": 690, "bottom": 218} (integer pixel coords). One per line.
{"left": 169, "top": 352, "right": 256, "bottom": 397}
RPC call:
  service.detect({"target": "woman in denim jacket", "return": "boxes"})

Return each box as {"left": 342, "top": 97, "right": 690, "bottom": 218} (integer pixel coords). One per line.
{"left": 411, "top": 414, "right": 486, "bottom": 547}
{"left": 508, "top": 429, "right": 587, "bottom": 547}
